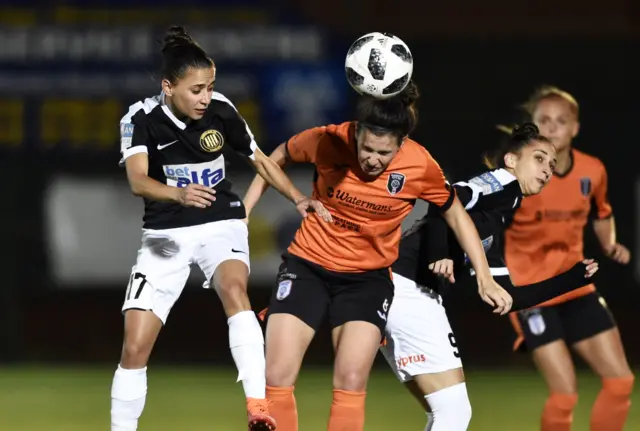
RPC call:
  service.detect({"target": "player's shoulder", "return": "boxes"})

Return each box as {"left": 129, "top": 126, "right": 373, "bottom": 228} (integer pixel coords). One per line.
{"left": 323, "top": 122, "right": 352, "bottom": 142}
{"left": 288, "top": 124, "right": 330, "bottom": 144}
{"left": 467, "top": 168, "right": 518, "bottom": 188}
{"left": 573, "top": 149, "right": 606, "bottom": 172}
{"left": 290, "top": 122, "right": 352, "bottom": 147}
{"left": 396, "top": 138, "right": 440, "bottom": 170}
{"left": 120, "top": 94, "right": 163, "bottom": 124}
{"left": 209, "top": 91, "right": 237, "bottom": 112}
{"left": 206, "top": 91, "right": 246, "bottom": 121}
{"left": 402, "top": 138, "right": 434, "bottom": 157}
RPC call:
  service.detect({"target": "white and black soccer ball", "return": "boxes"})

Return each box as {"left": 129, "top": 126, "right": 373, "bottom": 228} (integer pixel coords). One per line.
{"left": 345, "top": 32, "right": 413, "bottom": 99}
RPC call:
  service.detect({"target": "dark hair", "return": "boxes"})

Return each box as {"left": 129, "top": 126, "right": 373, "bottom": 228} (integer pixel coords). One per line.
{"left": 161, "top": 25, "right": 214, "bottom": 83}
{"left": 483, "top": 122, "right": 551, "bottom": 169}
{"left": 355, "top": 80, "right": 420, "bottom": 141}
{"left": 522, "top": 85, "right": 579, "bottom": 118}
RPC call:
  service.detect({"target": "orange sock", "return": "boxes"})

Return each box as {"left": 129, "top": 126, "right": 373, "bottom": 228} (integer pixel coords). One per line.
{"left": 590, "top": 375, "right": 635, "bottom": 431}
{"left": 541, "top": 392, "right": 578, "bottom": 431}
{"left": 327, "top": 389, "right": 366, "bottom": 431}
{"left": 266, "top": 385, "right": 298, "bottom": 431}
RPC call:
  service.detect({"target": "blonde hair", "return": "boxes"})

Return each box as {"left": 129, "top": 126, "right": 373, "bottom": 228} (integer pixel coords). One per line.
{"left": 523, "top": 85, "right": 579, "bottom": 117}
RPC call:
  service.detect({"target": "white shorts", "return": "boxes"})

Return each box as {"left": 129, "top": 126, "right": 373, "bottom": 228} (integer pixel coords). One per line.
{"left": 121, "top": 219, "right": 250, "bottom": 324}
{"left": 380, "top": 273, "right": 463, "bottom": 382}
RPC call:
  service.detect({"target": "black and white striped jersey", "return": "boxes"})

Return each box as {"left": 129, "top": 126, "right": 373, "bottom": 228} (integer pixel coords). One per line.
{"left": 119, "top": 91, "right": 258, "bottom": 230}
{"left": 393, "top": 168, "right": 523, "bottom": 289}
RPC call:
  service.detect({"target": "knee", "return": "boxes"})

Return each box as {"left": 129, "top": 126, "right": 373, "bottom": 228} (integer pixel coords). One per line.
{"left": 121, "top": 337, "right": 153, "bottom": 368}
{"left": 217, "top": 277, "right": 249, "bottom": 312}
{"left": 545, "top": 392, "right": 579, "bottom": 414}
{"left": 426, "top": 383, "right": 472, "bottom": 430}
{"left": 602, "top": 374, "right": 635, "bottom": 398}
{"left": 266, "top": 347, "right": 301, "bottom": 388}
{"left": 217, "top": 276, "right": 246, "bottom": 298}
{"left": 266, "top": 365, "right": 298, "bottom": 388}
{"left": 333, "top": 369, "right": 369, "bottom": 392}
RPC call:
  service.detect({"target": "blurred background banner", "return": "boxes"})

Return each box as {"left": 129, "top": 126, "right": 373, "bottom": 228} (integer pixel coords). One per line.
{"left": 0, "top": 24, "right": 332, "bottom": 152}
{"left": 0, "top": 1, "right": 638, "bottom": 429}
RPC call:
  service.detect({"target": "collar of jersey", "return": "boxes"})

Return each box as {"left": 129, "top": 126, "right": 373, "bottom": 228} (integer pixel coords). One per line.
{"left": 494, "top": 168, "right": 517, "bottom": 185}
{"left": 159, "top": 92, "right": 187, "bottom": 130}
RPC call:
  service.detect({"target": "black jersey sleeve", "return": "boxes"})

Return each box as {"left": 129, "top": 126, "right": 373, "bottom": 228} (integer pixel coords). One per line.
{"left": 500, "top": 261, "right": 595, "bottom": 311}
{"left": 423, "top": 183, "right": 496, "bottom": 263}
{"left": 422, "top": 215, "right": 451, "bottom": 263}
{"left": 211, "top": 92, "right": 259, "bottom": 160}
{"left": 468, "top": 209, "right": 503, "bottom": 242}
{"left": 452, "top": 184, "right": 475, "bottom": 208}
{"left": 119, "top": 107, "right": 152, "bottom": 167}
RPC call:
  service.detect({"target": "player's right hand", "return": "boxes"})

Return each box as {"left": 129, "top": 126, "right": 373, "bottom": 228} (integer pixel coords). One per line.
{"left": 295, "top": 197, "right": 333, "bottom": 222}
{"left": 176, "top": 183, "right": 216, "bottom": 208}
{"left": 477, "top": 278, "right": 513, "bottom": 315}
{"left": 429, "top": 259, "right": 455, "bottom": 283}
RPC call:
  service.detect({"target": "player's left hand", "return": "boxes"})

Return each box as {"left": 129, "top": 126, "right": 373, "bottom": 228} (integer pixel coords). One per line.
{"left": 605, "top": 243, "right": 630, "bottom": 265}
{"left": 295, "top": 197, "right": 333, "bottom": 222}
{"left": 477, "top": 278, "right": 513, "bottom": 315}
{"left": 581, "top": 258, "right": 599, "bottom": 278}
{"left": 429, "top": 259, "right": 455, "bottom": 283}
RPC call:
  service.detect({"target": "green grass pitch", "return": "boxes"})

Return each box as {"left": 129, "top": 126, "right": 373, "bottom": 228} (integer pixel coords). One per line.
{"left": 0, "top": 365, "right": 637, "bottom": 430}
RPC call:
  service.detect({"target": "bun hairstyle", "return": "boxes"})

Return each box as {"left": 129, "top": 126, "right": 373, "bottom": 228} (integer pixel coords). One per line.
{"left": 161, "top": 25, "right": 213, "bottom": 83}
{"left": 355, "top": 80, "right": 420, "bottom": 140}
{"left": 483, "top": 122, "right": 550, "bottom": 169}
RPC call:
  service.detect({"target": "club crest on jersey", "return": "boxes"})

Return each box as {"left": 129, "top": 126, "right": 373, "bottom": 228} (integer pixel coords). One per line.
{"left": 276, "top": 280, "right": 292, "bottom": 300}
{"left": 200, "top": 129, "right": 224, "bottom": 152}
{"left": 579, "top": 177, "right": 591, "bottom": 196}
{"left": 387, "top": 172, "right": 405, "bottom": 195}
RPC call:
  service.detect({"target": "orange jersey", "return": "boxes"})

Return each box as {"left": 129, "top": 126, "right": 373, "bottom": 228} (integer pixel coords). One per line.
{"left": 505, "top": 149, "right": 612, "bottom": 306}
{"left": 285, "top": 122, "right": 454, "bottom": 273}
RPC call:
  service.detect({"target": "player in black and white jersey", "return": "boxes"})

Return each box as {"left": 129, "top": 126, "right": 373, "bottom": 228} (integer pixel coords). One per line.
{"left": 380, "top": 124, "right": 600, "bottom": 431}
{"left": 112, "top": 26, "right": 331, "bottom": 431}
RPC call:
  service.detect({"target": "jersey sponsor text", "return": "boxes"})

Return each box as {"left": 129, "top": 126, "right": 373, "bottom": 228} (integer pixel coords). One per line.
{"left": 163, "top": 158, "right": 225, "bottom": 188}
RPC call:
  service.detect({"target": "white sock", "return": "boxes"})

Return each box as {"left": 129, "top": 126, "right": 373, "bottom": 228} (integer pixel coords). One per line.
{"left": 424, "top": 383, "right": 472, "bottom": 431}
{"left": 111, "top": 365, "right": 147, "bottom": 431}
{"left": 228, "top": 310, "right": 266, "bottom": 399}
{"left": 424, "top": 412, "right": 434, "bottom": 431}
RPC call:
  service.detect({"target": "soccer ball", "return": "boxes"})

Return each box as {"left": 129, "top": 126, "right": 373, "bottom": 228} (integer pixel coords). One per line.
{"left": 345, "top": 32, "right": 413, "bottom": 99}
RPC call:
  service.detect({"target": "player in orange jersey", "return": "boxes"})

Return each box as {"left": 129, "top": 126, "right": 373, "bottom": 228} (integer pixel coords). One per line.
{"left": 505, "top": 86, "right": 634, "bottom": 431}
{"left": 243, "top": 81, "right": 513, "bottom": 431}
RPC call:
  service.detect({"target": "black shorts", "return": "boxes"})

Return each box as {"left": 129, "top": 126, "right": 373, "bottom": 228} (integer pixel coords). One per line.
{"left": 265, "top": 252, "right": 394, "bottom": 334}
{"left": 514, "top": 292, "right": 616, "bottom": 352}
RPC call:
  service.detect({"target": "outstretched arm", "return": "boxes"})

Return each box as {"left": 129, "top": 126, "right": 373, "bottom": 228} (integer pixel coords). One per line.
{"left": 506, "top": 260, "right": 599, "bottom": 311}
{"left": 243, "top": 143, "right": 290, "bottom": 216}
{"left": 243, "top": 128, "right": 332, "bottom": 222}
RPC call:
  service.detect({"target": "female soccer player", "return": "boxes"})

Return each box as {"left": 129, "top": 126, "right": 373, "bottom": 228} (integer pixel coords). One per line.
{"left": 506, "top": 87, "right": 634, "bottom": 431}
{"left": 243, "top": 81, "right": 513, "bottom": 431}
{"left": 382, "top": 123, "right": 599, "bottom": 431}
{"left": 113, "top": 26, "right": 330, "bottom": 431}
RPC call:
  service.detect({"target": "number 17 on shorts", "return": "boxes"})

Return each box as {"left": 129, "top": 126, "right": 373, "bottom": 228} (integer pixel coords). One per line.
{"left": 121, "top": 271, "right": 154, "bottom": 315}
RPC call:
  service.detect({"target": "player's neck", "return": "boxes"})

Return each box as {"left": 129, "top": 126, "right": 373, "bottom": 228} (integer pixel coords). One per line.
{"left": 554, "top": 147, "right": 573, "bottom": 176}
{"left": 164, "top": 96, "right": 189, "bottom": 122}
